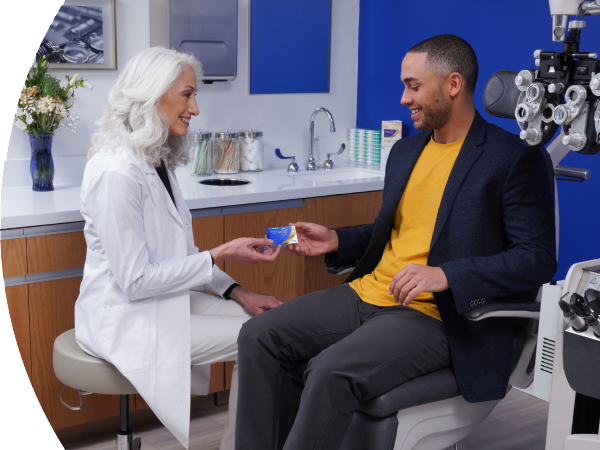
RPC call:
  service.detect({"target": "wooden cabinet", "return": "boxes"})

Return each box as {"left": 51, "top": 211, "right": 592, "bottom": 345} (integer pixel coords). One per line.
{"left": 27, "top": 232, "right": 86, "bottom": 274}
{"left": 1, "top": 238, "right": 27, "bottom": 277}
{"left": 304, "top": 192, "right": 383, "bottom": 294}
{"left": 224, "top": 207, "right": 306, "bottom": 302}
{"left": 29, "top": 277, "right": 121, "bottom": 430}
{"left": 2, "top": 191, "right": 383, "bottom": 432}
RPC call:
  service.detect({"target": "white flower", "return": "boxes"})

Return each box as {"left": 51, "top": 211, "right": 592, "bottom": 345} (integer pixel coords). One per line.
{"left": 69, "top": 73, "right": 79, "bottom": 85}
{"left": 25, "top": 113, "right": 34, "bottom": 125}
{"left": 16, "top": 108, "right": 24, "bottom": 116}
{"left": 83, "top": 81, "right": 94, "bottom": 90}
{"left": 37, "top": 96, "right": 55, "bottom": 114}
{"left": 66, "top": 96, "right": 75, "bottom": 108}
{"left": 15, "top": 119, "right": 27, "bottom": 131}
{"left": 67, "top": 88, "right": 74, "bottom": 97}
{"left": 55, "top": 103, "right": 68, "bottom": 118}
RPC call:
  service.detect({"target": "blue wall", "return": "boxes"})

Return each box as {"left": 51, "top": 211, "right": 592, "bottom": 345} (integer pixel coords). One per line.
{"left": 356, "top": 0, "right": 600, "bottom": 280}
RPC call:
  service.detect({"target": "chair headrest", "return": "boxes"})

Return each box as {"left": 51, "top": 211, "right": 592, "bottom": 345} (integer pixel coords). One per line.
{"left": 483, "top": 70, "right": 521, "bottom": 119}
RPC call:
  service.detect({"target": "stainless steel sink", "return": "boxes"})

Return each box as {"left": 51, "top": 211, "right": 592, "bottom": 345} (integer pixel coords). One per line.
{"left": 199, "top": 179, "right": 251, "bottom": 186}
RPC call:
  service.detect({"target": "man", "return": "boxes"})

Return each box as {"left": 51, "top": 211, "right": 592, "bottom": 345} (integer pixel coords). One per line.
{"left": 235, "top": 35, "right": 557, "bottom": 450}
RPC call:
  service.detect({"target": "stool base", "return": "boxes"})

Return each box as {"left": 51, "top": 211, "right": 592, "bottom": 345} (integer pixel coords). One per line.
{"left": 117, "top": 432, "right": 141, "bottom": 450}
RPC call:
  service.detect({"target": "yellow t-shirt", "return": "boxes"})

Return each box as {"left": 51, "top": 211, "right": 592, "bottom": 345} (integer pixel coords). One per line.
{"left": 349, "top": 136, "right": 464, "bottom": 321}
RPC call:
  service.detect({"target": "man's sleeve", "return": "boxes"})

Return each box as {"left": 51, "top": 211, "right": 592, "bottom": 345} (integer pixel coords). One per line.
{"left": 439, "top": 146, "right": 557, "bottom": 315}
{"left": 324, "top": 223, "right": 376, "bottom": 273}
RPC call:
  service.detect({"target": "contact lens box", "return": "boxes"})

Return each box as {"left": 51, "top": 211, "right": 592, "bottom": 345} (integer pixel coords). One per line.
{"left": 266, "top": 226, "right": 298, "bottom": 246}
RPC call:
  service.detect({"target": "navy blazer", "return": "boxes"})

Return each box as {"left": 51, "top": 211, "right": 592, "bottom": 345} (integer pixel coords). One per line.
{"left": 327, "top": 111, "right": 557, "bottom": 403}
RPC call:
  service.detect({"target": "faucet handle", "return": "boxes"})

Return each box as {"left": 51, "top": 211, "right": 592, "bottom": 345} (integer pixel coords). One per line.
{"left": 275, "top": 148, "right": 299, "bottom": 173}
{"left": 324, "top": 144, "right": 346, "bottom": 171}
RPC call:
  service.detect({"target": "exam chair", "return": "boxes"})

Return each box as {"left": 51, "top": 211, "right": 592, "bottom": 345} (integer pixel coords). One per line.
{"left": 283, "top": 70, "right": 553, "bottom": 450}
{"left": 287, "top": 303, "right": 540, "bottom": 450}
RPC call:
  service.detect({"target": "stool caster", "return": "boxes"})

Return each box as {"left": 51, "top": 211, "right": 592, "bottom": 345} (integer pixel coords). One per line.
{"left": 117, "top": 432, "right": 141, "bottom": 450}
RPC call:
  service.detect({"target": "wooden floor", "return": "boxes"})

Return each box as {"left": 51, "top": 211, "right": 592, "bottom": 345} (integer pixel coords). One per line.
{"left": 63, "top": 388, "right": 549, "bottom": 450}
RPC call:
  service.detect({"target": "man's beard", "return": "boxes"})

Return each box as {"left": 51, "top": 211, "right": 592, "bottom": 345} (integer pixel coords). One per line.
{"left": 414, "top": 95, "right": 452, "bottom": 131}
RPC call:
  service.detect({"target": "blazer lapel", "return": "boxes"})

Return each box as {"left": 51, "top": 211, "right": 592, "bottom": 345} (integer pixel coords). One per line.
{"left": 429, "top": 112, "right": 486, "bottom": 251}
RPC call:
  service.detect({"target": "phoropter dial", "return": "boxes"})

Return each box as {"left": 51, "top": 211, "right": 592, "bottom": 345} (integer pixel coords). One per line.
{"left": 562, "top": 129, "right": 587, "bottom": 152}
{"left": 591, "top": 74, "right": 600, "bottom": 97}
{"left": 515, "top": 70, "right": 536, "bottom": 92}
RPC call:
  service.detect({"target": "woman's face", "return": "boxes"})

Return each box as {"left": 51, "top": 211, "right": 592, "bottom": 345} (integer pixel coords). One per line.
{"left": 158, "top": 65, "right": 199, "bottom": 136}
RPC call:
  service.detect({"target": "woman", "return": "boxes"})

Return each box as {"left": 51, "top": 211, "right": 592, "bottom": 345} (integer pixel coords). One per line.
{"left": 74, "top": 47, "right": 280, "bottom": 449}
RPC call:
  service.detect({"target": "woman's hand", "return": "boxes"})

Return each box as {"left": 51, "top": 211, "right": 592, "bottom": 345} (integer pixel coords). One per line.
{"left": 287, "top": 222, "right": 338, "bottom": 257}
{"left": 228, "top": 286, "right": 282, "bottom": 316}
{"left": 210, "top": 237, "right": 281, "bottom": 264}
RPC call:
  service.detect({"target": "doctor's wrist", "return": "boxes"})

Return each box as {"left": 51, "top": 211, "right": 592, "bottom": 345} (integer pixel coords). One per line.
{"left": 209, "top": 243, "right": 231, "bottom": 264}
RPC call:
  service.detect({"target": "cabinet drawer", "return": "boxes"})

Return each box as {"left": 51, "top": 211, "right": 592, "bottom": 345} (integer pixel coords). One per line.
{"left": 1, "top": 238, "right": 27, "bottom": 277}
{"left": 305, "top": 191, "right": 383, "bottom": 230}
{"left": 27, "top": 231, "right": 86, "bottom": 274}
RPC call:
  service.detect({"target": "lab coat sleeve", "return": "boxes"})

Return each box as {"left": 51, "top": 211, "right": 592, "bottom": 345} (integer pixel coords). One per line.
{"left": 187, "top": 247, "right": 238, "bottom": 296}
{"left": 85, "top": 169, "right": 214, "bottom": 301}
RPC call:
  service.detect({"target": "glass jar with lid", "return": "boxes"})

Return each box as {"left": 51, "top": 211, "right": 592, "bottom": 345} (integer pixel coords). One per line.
{"left": 213, "top": 130, "right": 240, "bottom": 174}
{"left": 238, "top": 129, "right": 264, "bottom": 172}
{"left": 190, "top": 131, "right": 213, "bottom": 176}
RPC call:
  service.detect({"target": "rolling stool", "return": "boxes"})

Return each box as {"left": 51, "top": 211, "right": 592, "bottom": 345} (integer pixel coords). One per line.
{"left": 53, "top": 329, "right": 142, "bottom": 450}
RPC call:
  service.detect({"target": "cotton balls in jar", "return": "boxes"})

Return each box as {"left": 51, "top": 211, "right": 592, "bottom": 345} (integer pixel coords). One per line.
{"left": 239, "top": 130, "right": 263, "bottom": 171}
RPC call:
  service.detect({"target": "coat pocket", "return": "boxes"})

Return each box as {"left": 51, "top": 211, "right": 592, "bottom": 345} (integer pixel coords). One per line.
{"left": 99, "top": 301, "right": 154, "bottom": 373}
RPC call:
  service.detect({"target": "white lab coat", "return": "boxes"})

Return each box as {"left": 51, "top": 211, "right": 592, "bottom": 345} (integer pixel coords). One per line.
{"left": 74, "top": 132, "right": 237, "bottom": 448}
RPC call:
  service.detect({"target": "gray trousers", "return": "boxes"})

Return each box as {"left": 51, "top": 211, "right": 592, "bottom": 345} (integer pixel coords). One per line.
{"left": 235, "top": 284, "right": 451, "bottom": 450}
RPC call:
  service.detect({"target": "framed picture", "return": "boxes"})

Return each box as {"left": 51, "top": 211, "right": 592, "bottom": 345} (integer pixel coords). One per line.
{"left": 37, "top": 0, "right": 117, "bottom": 70}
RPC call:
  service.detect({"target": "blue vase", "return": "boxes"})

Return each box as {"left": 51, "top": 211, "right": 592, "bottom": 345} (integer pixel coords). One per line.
{"left": 28, "top": 133, "right": 55, "bottom": 191}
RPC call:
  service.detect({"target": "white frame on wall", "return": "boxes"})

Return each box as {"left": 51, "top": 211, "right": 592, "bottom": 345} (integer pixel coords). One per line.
{"left": 45, "top": 0, "right": 117, "bottom": 70}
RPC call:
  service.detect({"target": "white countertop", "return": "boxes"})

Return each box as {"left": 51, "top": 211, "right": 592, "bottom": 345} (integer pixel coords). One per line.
{"left": 1, "top": 159, "right": 385, "bottom": 230}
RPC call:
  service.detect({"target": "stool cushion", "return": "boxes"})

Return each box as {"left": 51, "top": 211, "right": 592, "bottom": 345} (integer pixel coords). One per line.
{"left": 53, "top": 329, "right": 137, "bottom": 395}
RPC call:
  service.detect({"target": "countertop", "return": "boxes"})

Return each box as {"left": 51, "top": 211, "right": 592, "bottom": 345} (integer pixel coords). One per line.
{"left": 1, "top": 159, "right": 385, "bottom": 230}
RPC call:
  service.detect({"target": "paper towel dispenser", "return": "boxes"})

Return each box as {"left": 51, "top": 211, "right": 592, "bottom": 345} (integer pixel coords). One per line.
{"left": 168, "top": 0, "right": 237, "bottom": 82}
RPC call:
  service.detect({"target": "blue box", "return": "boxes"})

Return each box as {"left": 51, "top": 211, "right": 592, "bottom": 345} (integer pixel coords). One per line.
{"left": 266, "top": 226, "right": 298, "bottom": 246}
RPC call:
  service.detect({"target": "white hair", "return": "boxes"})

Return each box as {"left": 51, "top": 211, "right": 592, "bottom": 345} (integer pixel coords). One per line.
{"left": 89, "top": 47, "right": 202, "bottom": 169}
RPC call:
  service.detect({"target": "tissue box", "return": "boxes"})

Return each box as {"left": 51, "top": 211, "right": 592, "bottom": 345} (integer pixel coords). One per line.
{"left": 266, "top": 226, "right": 299, "bottom": 246}
{"left": 382, "top": 120, "right": 402, "bottom": 150}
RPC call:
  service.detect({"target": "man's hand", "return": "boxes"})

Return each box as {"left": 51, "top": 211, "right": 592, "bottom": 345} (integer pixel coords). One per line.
{"left": 389, "top": 264, "right": 449, "bottom": 306}
{"left": 287, "top": 222, "right": 338, "bottom": 257}
{"left": 228, "top": 286, "right": 282, "bottom": 316}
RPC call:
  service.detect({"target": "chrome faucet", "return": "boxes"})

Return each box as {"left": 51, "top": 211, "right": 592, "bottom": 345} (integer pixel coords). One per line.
{"left": 308, "top": 107, "right": 336, "bottom": 171}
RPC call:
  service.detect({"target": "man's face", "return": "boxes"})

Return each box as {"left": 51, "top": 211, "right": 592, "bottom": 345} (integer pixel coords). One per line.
{"left": 400, "top": 52, "right": 452, "bottom": 131}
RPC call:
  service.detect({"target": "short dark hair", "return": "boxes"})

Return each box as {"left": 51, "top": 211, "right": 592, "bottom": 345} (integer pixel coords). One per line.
{"left": 408, "top": 34, "right": 478, "bottom": 96}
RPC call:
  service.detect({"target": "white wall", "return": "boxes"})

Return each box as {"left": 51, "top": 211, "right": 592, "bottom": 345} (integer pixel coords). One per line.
{"left": 5, "top": 0, "right": 359, "bottom": 171}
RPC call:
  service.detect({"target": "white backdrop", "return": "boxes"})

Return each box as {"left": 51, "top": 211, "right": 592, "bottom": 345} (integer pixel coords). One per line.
{"left": 5, "top": 0, "right": 359, "bottom": 162}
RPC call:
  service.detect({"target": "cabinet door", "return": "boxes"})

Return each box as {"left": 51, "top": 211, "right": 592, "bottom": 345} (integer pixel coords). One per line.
{"left": 3, "top": 239, "right": 30, "bottom": 378}
{"left": 6, "top": 284, "right": 31, "bottom": 380}
{"left": 29, "top": 277, "right": 120, "bottom": 430}
{"left": 304, "top": 192, "right": 383, "bottom": 294}
{"left": 193, "top": 215, "right": 227, "bottom": 395}
{"left": 224, "top": 207, "right": 305, "bottom": 302}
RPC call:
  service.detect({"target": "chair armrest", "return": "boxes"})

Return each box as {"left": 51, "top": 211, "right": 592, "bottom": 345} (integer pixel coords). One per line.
{"left": 330, "top": 266, "right": 355, "bottom": 276}
{"left": 464, "top": 302, "right": 541, "bottom": 321}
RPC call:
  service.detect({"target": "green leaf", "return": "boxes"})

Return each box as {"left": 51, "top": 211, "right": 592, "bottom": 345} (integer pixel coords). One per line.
{"left": 32, "top": 129, "right": 38, "bottom": 139}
